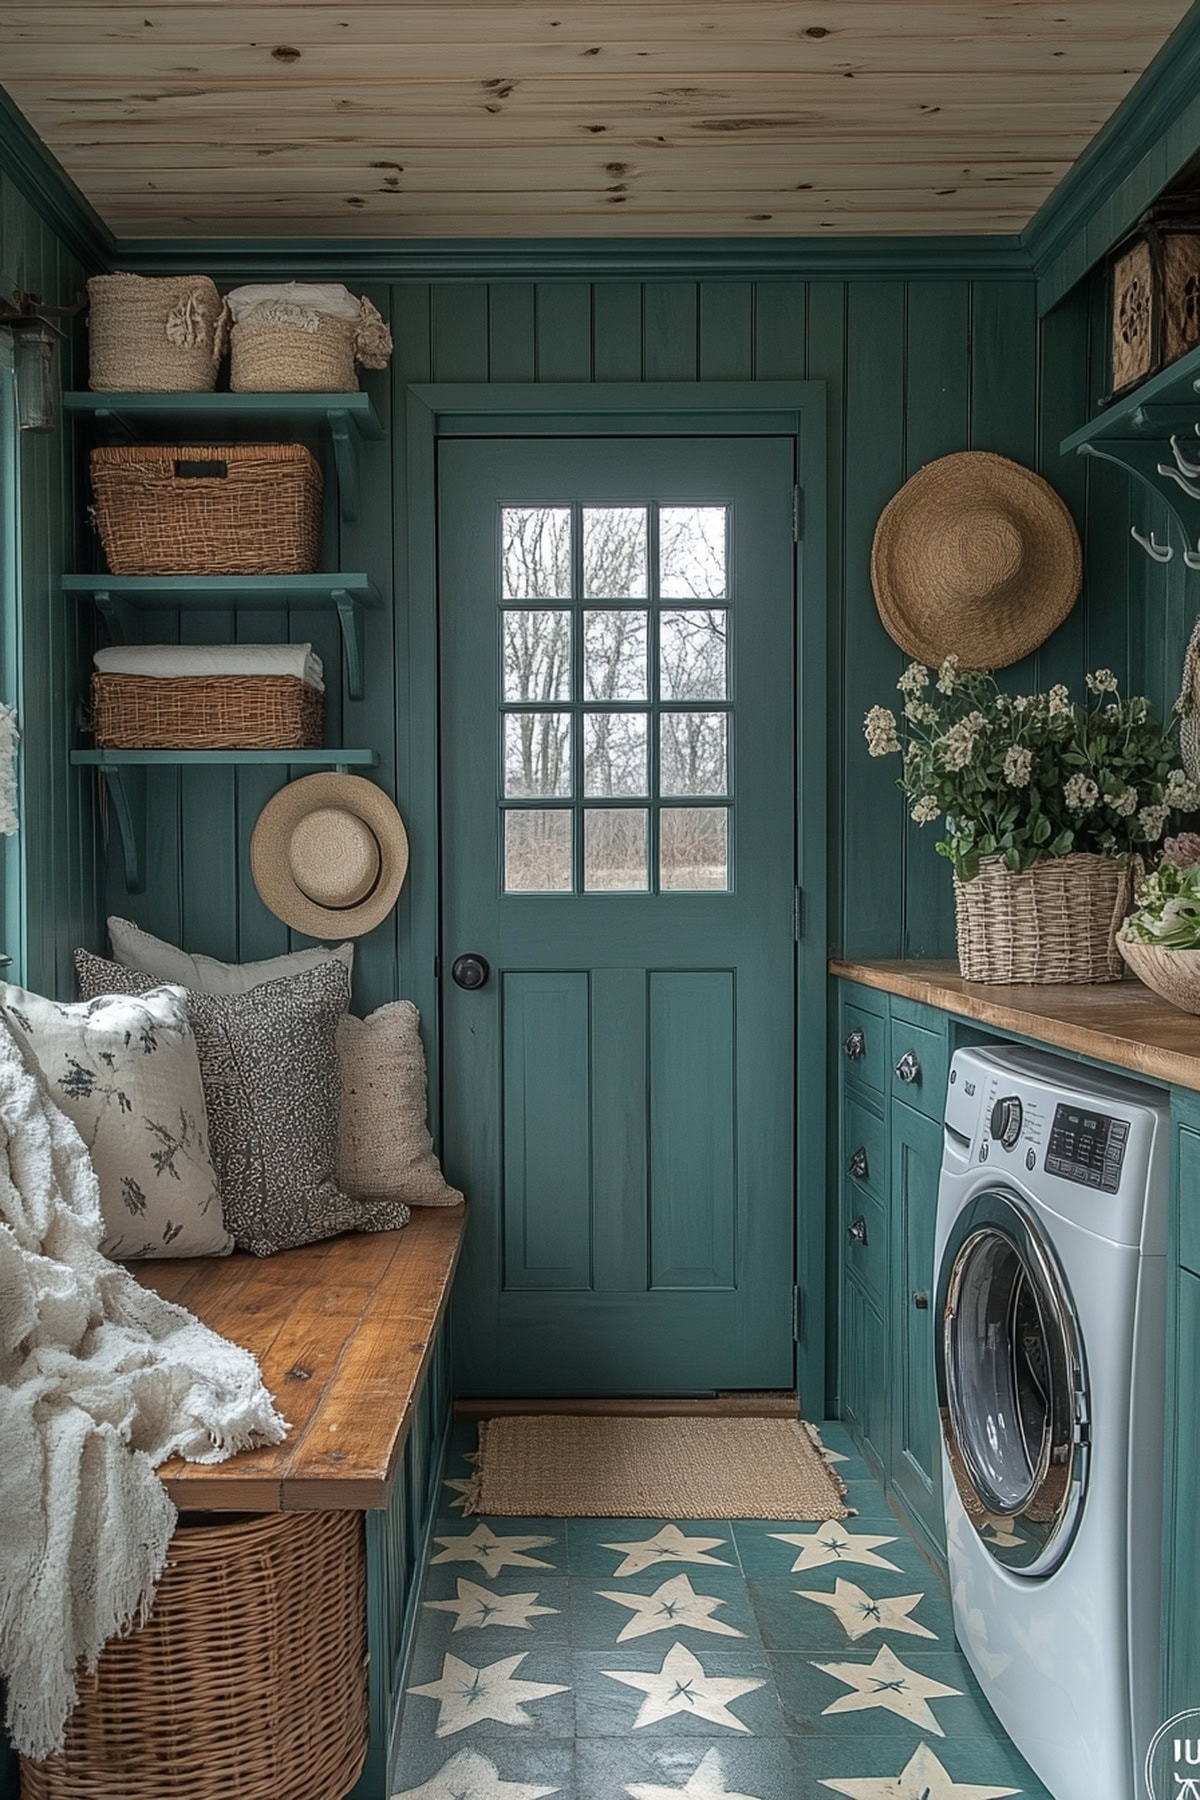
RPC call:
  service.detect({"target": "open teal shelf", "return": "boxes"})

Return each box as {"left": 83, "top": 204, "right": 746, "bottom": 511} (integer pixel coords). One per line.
{"left": 71, "top": 747, "right": 380, "bottom": 892}
{"left": 1062, "top": 341, "right": 1200, "bottom": 542}
{"left": 66, "top": 573, "right": 382, "bottom": 699}
{"left": 65, "top": 390, "right": 383, "bottom": 523}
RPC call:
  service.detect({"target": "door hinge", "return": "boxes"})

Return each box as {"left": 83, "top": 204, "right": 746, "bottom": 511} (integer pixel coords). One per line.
{"left": 792, "top": 1286, "right": 802, "bottom": 1341}
{"left": 793, "top": 885, "right": 804, "bottom": 940}
{"left": 792, "top": 484, "right": 803, "bottom": 542}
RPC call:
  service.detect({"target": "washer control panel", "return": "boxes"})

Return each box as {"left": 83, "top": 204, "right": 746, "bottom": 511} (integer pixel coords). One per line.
{"left": 1044, "top": 1102, "right": 1129, "bottom": 1193}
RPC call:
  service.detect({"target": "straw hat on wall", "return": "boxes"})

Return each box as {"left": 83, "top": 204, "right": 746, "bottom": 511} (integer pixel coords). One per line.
{"left": 250, "top": 773, "right": 408, "bottom": 938}
{"left": 870, "top": 451, "right": 1082, "bottom": 670}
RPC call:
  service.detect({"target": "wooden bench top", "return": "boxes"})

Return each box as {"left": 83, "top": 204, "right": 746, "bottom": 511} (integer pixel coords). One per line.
{"left": 133, "top": 1207, "right": 466, "bottom": 1514}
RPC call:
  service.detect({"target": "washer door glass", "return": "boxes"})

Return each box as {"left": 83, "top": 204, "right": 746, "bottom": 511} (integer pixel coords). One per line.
{"left": 937, "top": 1188, "right": 1089, "bottom": 1576}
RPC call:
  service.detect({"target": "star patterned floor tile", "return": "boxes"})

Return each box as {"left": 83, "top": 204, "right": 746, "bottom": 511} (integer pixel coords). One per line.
{"left": 444, "top": 1476, "right": 481, "bottom": 1513}
{"left": 820, "top": 1739, "right": 1021, "bottom": 1800}
{"left": 811, "top": 1644, "right": 962, "bottom": 1736}
{"left": 734, "top": 1523, "right": 903, "bottom": 1578}
{"left": 771, "top": 1651, "right": 999, "bottom": 1741}
{"left": 576, "top": 1739, "right": 803, "bottom": 1800}
{"left": 565, "top": 1520, "right": 738, "bottom": 1578}
{"left": 601, "top": 1526, "right": 736, "bottom": 1579}
{"left": 802, "top": 1734, "right": 1053, "bottom": 1800}
{"left": 390, "top": 1744, "right": 564, "bottom": 1800}
{"left": 625, "top": 1743, "right": 768, "bottom": 1797}
{"left": 391, "top": 1736, "right": 576, "bottom": 1800}
{"left": 598, "top": 1575, "right": 747, "bottom": 1644}
{"left": 602, "top": 1643, "right": 766, "bottom": 1733}
{"left": 571, "top": 1572, "right": 761, "bottom": 1651}
{"left": 406, "top": 1650, "right": 572, "bottom": 1738}
{"left": 431, "top": 1524, "right": 560, "bottom": 1577}
{"left": 796, "top": 1580, "right": 938, "bottom": 1643}
{"left": 426, "top": 1578, "right": 561, "bottom": 1635}
{"left": 747, "top": 1577, "right": 953, "bottom": 1654}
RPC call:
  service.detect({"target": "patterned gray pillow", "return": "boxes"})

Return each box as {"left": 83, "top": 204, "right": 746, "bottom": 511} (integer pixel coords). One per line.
{"left": 74, "top": 950, "right": 411, "bottom": 1256}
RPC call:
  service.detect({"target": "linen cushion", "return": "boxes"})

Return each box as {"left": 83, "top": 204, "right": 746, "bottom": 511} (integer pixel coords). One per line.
{"left": 107, "top": 915, "right": 354, "bottom": 996}
{"left": 338, "top": 1002, "right": 463, "bottom": 1207}
{"left": 0, "top": 979, "right": 230, "bottom": 1260}
{"left": 74, "top": 951, "right": 410, "bottom": 1256}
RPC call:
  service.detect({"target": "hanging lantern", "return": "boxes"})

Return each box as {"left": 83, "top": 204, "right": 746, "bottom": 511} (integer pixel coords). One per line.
{"left": 0, "top": 291, "right": 70, "bottom": 433}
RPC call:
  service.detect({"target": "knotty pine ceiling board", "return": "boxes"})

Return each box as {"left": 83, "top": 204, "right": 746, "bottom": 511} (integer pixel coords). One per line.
{"left": 0, "top": 1, "right": 1192, "bottom": 238}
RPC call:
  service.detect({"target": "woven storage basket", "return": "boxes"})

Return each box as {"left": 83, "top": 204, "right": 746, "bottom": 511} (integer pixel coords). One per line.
{"left": 231, "top": 298, "right": 392, "bottom": 393}
{"left": 1117, "top": 935, "right": 1200, "bottom": 1013}
{"left": 1107, "top": 200, "right": 1200, "bottom": 402}
{"left": 93, "top": 673, "right": 323, "bottom": 750}
{"left": 953, "top": 852, "right": 1134, "bottom": 985}
{"left": 90, "top": 444, "right": 322, "bottom": 576}
{"left": 20, "top": 1509, "right": 367, "bottom": 1800}
{"left": 87, "top": 274, "right": 227, "bottom": 393}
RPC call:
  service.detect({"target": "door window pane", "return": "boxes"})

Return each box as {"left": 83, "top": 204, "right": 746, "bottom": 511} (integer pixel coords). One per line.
{"left": 660, "top": 609, "right": 728, "bottom": 701}
{"left": 503, "top": 610, "right": 572, "bottom": 702}
{"left": 504, "top": 809, "right": 573, "bottom": 893}
{"left": 584, "top": 609, "right": 647, "bottom": 701}
{"left": 585, "top": 809, "right": 649, "bottom": 891}
{"left": 660, "top": 712, "right": 728, "bottom": 797}
{"left": 504, "top": 712, "right": 572, "bottom": 797}
{"left": 660, "top": 808, "right": 729, "bottom": 891}
{"left": 502, "top": 506, "right": 572, "bottom": 599}
{"left": 583, "top": 506, "right": 648, "bottom": 599}
{"left": 584, "top": 711, "right": 648, "bottom": 797}
{"left": 659, "top": 505, "right": 727, "bottom": 600}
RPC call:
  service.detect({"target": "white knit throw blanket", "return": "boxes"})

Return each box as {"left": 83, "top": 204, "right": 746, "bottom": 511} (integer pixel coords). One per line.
{"left": 0, "top": 1021, "right": 287, "bottom": 1760}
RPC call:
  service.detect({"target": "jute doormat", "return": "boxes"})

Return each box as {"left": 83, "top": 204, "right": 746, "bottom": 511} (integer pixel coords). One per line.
{"left": 467, "top": 1415, "right": 849, "bottom": 1519}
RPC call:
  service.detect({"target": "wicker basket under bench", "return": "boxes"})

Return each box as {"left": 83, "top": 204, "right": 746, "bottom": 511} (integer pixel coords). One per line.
{"left": 18, "top": 1210, "right": 466, "bottom": 1800}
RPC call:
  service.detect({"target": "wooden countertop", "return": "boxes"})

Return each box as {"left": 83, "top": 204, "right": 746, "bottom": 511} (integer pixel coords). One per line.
{"left": 133, "top": 1206, "right": 466, "bottom": 1513}
{"left": 830, "top": 958, "right": 1200, "bottom": 1093}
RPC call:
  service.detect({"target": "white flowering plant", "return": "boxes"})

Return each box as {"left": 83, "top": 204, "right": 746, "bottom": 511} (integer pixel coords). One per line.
{"left": 864, "top": 658, "right": 1199, "bottom": 882}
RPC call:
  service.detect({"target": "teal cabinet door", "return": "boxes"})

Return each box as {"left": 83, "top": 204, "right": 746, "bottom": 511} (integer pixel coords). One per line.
{"left": 890, "top": 1098, "right": 944, "bottom": 1553}
{"left": 839, "top": 1273, "right": 889, "bottom": 1479}
{"left": 1164, "top": 1270, "right": 1200, "bottom": 1718}
{"left": 438, "top": 434, "right": 798, "bottom": 1395}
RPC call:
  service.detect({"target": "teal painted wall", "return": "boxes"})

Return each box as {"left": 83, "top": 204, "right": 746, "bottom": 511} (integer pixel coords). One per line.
{"left": 0, "top": 158, "right": 102, "bottom": 996}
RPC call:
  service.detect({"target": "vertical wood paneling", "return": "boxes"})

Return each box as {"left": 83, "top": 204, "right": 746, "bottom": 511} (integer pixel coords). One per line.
{"left": 535, "top": 282, "right": 592, "bottom": 380}
{"left": 648, "top": 969, "right": 736, "bottom": 1290}
{"left": 487, "top": 283, "right": 535, "bottom": 382}
{"left": 698, "top": 282, "right": 752, "bottom": 380}
{"left": 592, "top": 283, "right": 642, "bottom": 382}
{"left": 643, "top": 283, "right": 698, "bottom": 382}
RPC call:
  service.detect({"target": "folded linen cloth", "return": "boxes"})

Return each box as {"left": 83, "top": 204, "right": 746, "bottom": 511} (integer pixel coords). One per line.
{"left": 0, "top": 1017, "right": 288, "bottom": 1759}
{"left": 225, "top": 281, "right": 361, "bottom": 326}
{"left": 94, "top": 642, "right": 324, "bottom": 692}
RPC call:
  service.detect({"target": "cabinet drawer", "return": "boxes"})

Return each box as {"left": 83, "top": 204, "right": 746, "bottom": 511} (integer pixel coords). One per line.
{"left": 1178, "top": 1128, "right": 1200, "bottom": 1277}
{"left": 888, "top": 1011, "right": 949, "bottom": 1122}
{"left": 839, "top": 995, "right": 886, "bottom": 1097}
{"left": 843, "top": 1094, "right": 886, "bottom": 1200}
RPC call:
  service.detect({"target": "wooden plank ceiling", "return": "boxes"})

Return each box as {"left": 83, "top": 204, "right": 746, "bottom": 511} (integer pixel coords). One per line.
{"left": 0, "top": 1, "right": 1192, "bottom": 239}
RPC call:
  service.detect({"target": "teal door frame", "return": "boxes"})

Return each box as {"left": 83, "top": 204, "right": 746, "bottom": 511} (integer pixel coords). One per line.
{"left": 405, "top": 379, "right": 828, "bottom": 1408}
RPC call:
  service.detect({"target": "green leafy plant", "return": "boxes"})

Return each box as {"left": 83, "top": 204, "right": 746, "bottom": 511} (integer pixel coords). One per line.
{"left": 864, "top": 658, "right": 1199, "bottom": 882}
{"left": 1121, "top": 859, "right": 1200, "bottom": 949}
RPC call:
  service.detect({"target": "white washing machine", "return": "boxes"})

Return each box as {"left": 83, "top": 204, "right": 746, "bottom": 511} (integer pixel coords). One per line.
{"left": 935, "top": 1044, "right": 1169, "bottom": 1800}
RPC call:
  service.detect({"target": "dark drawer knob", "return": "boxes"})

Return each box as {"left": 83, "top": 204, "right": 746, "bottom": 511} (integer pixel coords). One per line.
{"left": 451, "top": 953, "right": 491, "bottom": 991}
{"left": 895, "top": 1049, "right": 921, "bottom": 1085}
{"left": 912, "top": 1290, "right": 930, "bottom": 1310}
{"left": 848, "top": 1146, "right": 869, "bottom": 1181}
{"left": 847, "top": 1215, "right": 868, "bottom": 1246}
{"left": 843, "top": 1028, "right": 866, "bottom": 1060}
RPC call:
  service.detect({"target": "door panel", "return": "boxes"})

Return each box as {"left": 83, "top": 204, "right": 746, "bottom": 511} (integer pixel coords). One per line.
{"left": 439, "top": 433, "right": 796, "bottom": 1395}
{"left": 892, "top": 1099, "right": 943, "bottom": 1549}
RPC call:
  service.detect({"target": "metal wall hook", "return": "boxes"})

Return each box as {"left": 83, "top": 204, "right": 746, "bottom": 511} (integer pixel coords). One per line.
{"left": 1132, "top": 525, "right": 1174, "bottom": 562}
{"left": 1157, "top": 461, "right": 1200, "bottom": 500}
{"left": 1171, "top": 434, "right": 1200, "bottom": 480}
{"left": 1184, "top": 541, "right": 1200, "bottom": 570}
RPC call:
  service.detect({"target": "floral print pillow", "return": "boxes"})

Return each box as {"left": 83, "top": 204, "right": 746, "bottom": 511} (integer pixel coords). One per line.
{"left": 0, "top": 980, "right": 231, "bottom": 1259}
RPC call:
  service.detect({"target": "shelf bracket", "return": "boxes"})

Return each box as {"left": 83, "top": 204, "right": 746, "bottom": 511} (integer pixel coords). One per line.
{"left": 327, "top": 408, "right": 360, "bottom": 523}
{"left": 91, "top": 589, "right": 138, "bottom": 644}
{"left": 332, "top": 588, "right": 365, "bottom": 700}
{"left": 1079, "top": 440, "right": 1196, "bottom": 542}
{"left": 93, "top": 765, "right": 146, "bottom": 894}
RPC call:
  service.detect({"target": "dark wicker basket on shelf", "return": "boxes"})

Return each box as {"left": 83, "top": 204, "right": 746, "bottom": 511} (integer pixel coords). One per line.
{"left": 1107, "top": 199, "right": 1200, "bottom": 402}
{"left": 92, "top": 672, "right": 324, "bottom": 750}
{"left": 20, "top": 1509, "right": 368, "bottom": 1800}
{"left": 90, "top": 442, "right": 322, "bottom": 575}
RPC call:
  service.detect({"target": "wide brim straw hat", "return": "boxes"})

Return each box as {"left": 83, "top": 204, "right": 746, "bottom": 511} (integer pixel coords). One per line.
{"left": 250, "top": 773, "right": 409, "bottom": 939}
{"left": 870, "top": 451, "right": 1082, "bottom": 670}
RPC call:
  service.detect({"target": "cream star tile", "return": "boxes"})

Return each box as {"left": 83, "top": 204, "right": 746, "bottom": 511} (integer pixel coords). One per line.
{"left": 795, "top": 1579, "right": 938, "bottom": 1642}
{"left": 819, "top": 1741, "right": 1021, "bottom": 1800}
{"left": 603, "top": 1525, "right": 733, "bottom": 1578}
{"left": 430, "top": 1525, "right": 557, "bottom": 1576}
{"left": 599, "top": 1575, "right": 746, "bottom": 1644}
{"left": 443, "top": 1476, "right": 480, "bottom": 1514}
{"left": 391, "top": 1746, "right": 561, "bottom": 1800}
{"left": 603, "top": 1641, "right": 765, "bottom": 1733}
{"left": 812, "top": 1645, "right": 963, "bottom": 1737}
{"left": 406, "top": 1651, "right": 569, "bottom": 1738}
{"left": 770, "top": 1523, "right": 902, "bottom": 1575}
{"left": 625, "top": 1744, "right": 765, "bottom": 1799}
{"left": 425, "top": 1579, "right": 559, "bottom": 1634}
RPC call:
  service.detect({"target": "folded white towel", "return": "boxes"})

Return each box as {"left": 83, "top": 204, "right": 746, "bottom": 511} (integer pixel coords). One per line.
{"left": 94, "top": 643, "right": 325, "bottom": 693}
{"left": 225, "top": 282, "right": 361, "bottom": 325}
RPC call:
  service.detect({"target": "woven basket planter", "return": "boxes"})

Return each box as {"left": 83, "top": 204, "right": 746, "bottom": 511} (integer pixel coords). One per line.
{"left": 87, "top": 275, "right": 227, "bottom": 393}
{"left": 20, "top": 1509, "right": 367, "bottom": 1800}
{"left": 93, "top": 673, "right": 324, "bottom": 750}
{"left": 231, "top": 298, "right": 392, "bottom": 393}
{"left": 1117, "top": 935, "right": 1200, "bottom": 1014}
{"left": 90, "top": 444, "right": 322, "bottom": 576}
{"left": 953, "top": 852, "right": 1134, "bottom": 985}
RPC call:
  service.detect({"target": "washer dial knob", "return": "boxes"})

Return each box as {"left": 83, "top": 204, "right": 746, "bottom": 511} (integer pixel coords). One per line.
{"left": 989, "top": 1094, "right": 1023, "bottom": 1150}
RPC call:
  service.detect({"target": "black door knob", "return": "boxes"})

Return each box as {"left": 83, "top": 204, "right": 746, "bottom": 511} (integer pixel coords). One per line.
{"left": 451, "top": 953, "right": 490, "bottom": 991}
{"left": 912, "top": 1290, "right": 930, "bottom": 1310}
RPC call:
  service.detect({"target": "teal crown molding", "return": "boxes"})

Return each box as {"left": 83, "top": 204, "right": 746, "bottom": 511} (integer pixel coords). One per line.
{"left": 109, "top": 233, "right": 1031, "bottom": 283}
{"left": 0, "top": 86, "right": 113, "bottom": 274}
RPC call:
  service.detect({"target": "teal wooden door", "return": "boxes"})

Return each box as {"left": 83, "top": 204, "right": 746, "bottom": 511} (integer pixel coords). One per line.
{"left": 891, "top": 1100, "right": 943, "bottom": 1549}
{"left": 438, "top": 433, "right": 797, "bottom": 1395}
